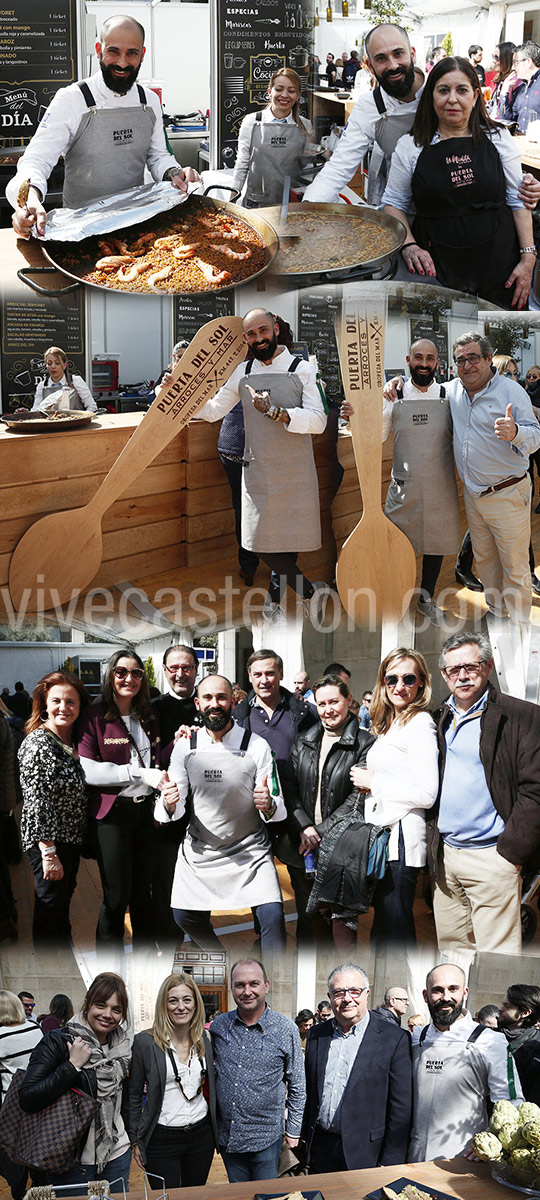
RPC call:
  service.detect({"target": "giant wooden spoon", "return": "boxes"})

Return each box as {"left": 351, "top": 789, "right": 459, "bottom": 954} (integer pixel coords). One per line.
{"left": 335, "top": 301, "right": 416, "bottom": 627}
{"left": 9, "top": 316, "right": 246, "bottom": 613}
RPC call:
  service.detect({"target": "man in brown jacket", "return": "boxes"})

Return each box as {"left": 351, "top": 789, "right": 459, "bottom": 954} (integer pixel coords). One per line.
{"left": 429, "top": 630, "right": 540, "bottom": 956}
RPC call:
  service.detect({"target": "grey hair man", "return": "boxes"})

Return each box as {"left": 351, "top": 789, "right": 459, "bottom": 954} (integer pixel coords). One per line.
{"left": 303, "top": 962, "right": 412, "bottom": 1172}
{"left": 428, "top": 631, "right": 540, "bottom": 955}
{"left": 509, "top": 42, "right": 540, "bottom": 131}
{"left": 375, "top": 986, "right": 410, "bottom": 1026}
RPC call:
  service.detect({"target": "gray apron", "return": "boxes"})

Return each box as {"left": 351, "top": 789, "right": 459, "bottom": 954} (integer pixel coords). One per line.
{"left": 38, "top": 379, "right": 84, "bottom": 411}
{"left": 238, "top": 357, "right": 322, "bottom": 553}
{"left": 63, "top": 82, "right": 156, "bottom": 208}
{"left": 366, "top": 85, "right": 416, "bottom": 205}
{"left": 409, "top": 1025, "right": 492, "bottom": 1161}
{"left": 244, "top": 111, "right": 309, "bottom": 206}
{"left": 171, "top": 737, "right": 282, "bottom": 910}
{"left": 385, "top": 385, "right": 461, "bottom": 555}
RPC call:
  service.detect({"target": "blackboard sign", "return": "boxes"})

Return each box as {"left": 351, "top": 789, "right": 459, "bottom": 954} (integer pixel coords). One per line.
{"left": 1, "top": 283, "right": 86, "bottom": 412}
{"left": 174, "top": 292, "right": 235, "bottom": 345}
{"left": 210, "top": 0, "right": 313, "bottom": 170}
{"left": 0, "top": 0, "right": 77, "bottom": 143}
{"left": 298, "top": 286, "right": 342, "bottom": 399}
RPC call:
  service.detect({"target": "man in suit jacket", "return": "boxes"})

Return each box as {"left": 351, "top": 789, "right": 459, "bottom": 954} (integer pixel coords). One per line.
{"left": 303, "top": 963, "right": 412, "bottom": 1172}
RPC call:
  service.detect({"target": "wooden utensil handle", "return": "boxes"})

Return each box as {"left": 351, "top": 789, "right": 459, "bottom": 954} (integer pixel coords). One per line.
{"left": 87, "top": 316, "right": 245, "bottom": 520}
{"left": 338, "top": 304, "right": 385, "bottom": 513}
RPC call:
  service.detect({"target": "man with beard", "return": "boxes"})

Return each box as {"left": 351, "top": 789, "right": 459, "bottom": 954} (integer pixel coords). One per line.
{"left": 8, "top": 15, "right": 198, "bottom": 236}
{"left": 497, "top": 985, "right": 540, "bottom": 1105}
{"left": 409, "top": 964, "right": 522, "bottom": 1162}
{"left": 382, "top": 338, "right": 461, "bottom": 627}
{"left": 153, "top": 674, "right": 287, "bottom": 951}
{"left": 196, "top": 308, "right": 327, "bottom": 621}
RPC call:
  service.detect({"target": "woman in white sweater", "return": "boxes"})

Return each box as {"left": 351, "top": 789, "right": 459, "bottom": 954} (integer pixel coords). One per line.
{"left": 351, "top": 647, "right": 438, "bottom": 945}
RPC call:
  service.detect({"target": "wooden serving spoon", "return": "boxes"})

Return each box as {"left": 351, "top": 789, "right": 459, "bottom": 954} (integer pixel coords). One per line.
{"left": 335, "top": 301, "right": 416, "bottom": 627}
{"left": 9, "top": 315, "right": 246, "bottom": 612}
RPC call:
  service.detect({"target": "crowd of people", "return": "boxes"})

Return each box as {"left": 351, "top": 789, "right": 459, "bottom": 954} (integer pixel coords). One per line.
{"left": 0, "top": 960, "right": 538, "bottom": 1195}
{"left": 3, "top": 628, "right": 540, "bottom": 957}
{"left": 7, "top": 17, "right": 540, "bottom": 305}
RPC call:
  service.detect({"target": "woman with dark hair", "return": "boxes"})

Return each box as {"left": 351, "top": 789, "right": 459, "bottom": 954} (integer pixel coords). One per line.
{"left": 382, "top": 55, "right": 536, "bottom": 308}
{"left": 31, "top": 346, "right": 97, "bottom": 413}
{"left": 351, "top": 648, "right": 438, "bottom": 945}
{"left": 41, "top": 994, "right": 74, "bottom": 1033}
{"left": 128, "top": 973, "right": 218, "bottom": 1188}
{"left": 490, "top": 42, "right": 518, "bottom": 118}
{"left": 18, "top": 670, "right": 89, "bottom": 944}
{"left": 20, "top": 973, "right": 132, "bottom": 1193}
{"left": 78, "top": 650, "right": 175, "bottom": 947}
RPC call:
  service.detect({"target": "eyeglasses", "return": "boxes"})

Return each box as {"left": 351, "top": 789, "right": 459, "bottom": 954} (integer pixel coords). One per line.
{"left": 330, "top": 987, "right": 367, "bottom": 1000}
{"left": 442, "top": 661, "right": 486, "bottom": 679}
{"left": 164, "top": 663, "right": 196, "bottom": 675}
{"left": 384, "top": 673, "right": 418, "bottom": 688}
{"left": 393, "top": 996, "right": 410, "bottom": 1004}
{"left": 113, "top": 667, "right": 144, "bottom": 680}
{"left": 454, "top": 353, "right": 484, "bottom": 367}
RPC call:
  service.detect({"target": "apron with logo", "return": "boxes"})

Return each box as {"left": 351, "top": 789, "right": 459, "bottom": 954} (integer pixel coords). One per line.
{"left": 171, "top": 731, "right": 282, "bottom": 910}
{"left": 409, "top": 1025, "right": 491, "bottom": 1161}
{"left": 411, "top": 135, "right": 519, "bottom": 306}
{"left": 238, "top": 357, "right": 322, "bottom": 552}
{"left": 244, "top": 111, "right": 310, "bottom": 205}
{"left": 38, "top": 379, "right": 85, "bottom": 412}
{"left": 385, "top": 385, "right": 461, "bottom": 554}
{"left": 63, "top": 82, "right": 156, "bottom": 208}
{"left": 367, "top": 86, "right": 416, "bottom": 205}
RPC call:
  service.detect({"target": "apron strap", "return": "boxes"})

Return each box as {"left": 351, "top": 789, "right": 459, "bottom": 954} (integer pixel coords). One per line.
{"left": 239, "top": 728, "right": 251, "bottom": 751}
{"left": 372, "top": 86, "right": 387, "bottom": 116}
{"left": 136, "top": 83, "right": 148, "bottom": 105}
{"left": 506, "top": 1045, "right": 518, "bottom": 1101}
{"left": 419, "top": 1024, "right": 429, "bottom": 1043}
{"left": 396, "top": 385, "right": 404, "bottom": 400}
{"left": 245, "top": 358, "right": 254, "bottom": 376}
{"left": 78, "top": 81, "right": 96, "bottom": 108}
{"left": 439, "top": 385, "right": 446, "bottom": 398}
{"left": 190, "top": 729, "right": 198, "bottom": 749}
{"left": 288, "top": 356, "right": 302, "bottom": 372}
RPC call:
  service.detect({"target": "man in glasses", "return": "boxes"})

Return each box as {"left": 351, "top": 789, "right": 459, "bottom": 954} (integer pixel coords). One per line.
{"left": 303, "top": 963, "right": 412, "bottom": 1172}
{"left": 448, "top": 332, "right": 540, "bottom": 622}
{"left": 428, "top": 630, "right": 540, "bottom": 955}
{"left": 508, "top": 42, "right": 540, "bottom": 132}
{"left": 374, "top": 986, "right": 410, "bottom": 1026}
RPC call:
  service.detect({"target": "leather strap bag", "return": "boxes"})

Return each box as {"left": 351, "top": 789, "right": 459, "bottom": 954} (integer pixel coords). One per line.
{"left": 0, "top": 1069, "right": 100, "bottom": 1172}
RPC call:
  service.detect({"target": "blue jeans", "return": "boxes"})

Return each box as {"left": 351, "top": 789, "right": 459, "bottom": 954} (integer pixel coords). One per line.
{"left": 222, "top": 1134, "right": 283, "bottom": 1182}
{"left": 52, "top": 1147, "right": 132, "bottom": 1194}
{"left": 173, "top": 902, "right": 286, "bottom": 951}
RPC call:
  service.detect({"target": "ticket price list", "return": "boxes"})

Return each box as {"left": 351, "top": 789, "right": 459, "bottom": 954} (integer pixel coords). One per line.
{"left": 0, "top": 0, "right": 76, "bottom": 139}
{"left": 1, "top": 292, "right": 85, "bottom": 412}
{"left": 174, "top": 292, "right": 234, "bottom": 344}
{"left": 299, "top": 289, "right": 342, "bottom": 398}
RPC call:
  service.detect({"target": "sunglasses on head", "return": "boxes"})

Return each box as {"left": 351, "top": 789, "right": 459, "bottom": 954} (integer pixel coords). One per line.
{"left": 384, "top": 673, "right": 419, "bottom": 688}
{"left": 113, "top": 667, "right": 144, "bottom": 680}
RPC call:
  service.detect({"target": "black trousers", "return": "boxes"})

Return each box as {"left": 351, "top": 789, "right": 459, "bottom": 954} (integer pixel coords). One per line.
{"left": 27, "top": 841, "right": 80, "bottom": 944}
{"left": 370, "top": 824, "right": 419, "bottom": 946}
{"left": 96, "top": 797, "right": 157, "bottom": 946}
{"left": 261, "top": 553, "right": 314, "bottom": 601}
{"left": 420, "top": 554, "right": 443, "bottom": 599}
{"left": 309, "top": 1127, "right": 347, "bottom": 1174}
{"left": 145, "top": 1115, "right": 214, "bottom": 1189}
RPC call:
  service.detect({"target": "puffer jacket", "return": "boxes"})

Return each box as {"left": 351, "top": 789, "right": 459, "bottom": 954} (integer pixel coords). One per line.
{"left": 289, "top": 714, "right": 376, "bottom": 835}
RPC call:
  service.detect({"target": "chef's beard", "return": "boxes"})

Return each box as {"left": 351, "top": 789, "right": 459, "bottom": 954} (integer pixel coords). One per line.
{"left": 99, "top": 59, "right": 141, "bottom": 95}
{"left": 428, "top": 997, "right": 465, "bottom": 1028}
{"left": 410, "top": 364, "right": 437, "bottom": 388}
{"left": 201, "top": 706, "right": 233, "bottom": 731}
{"left": 376, "top": 59, "right": 416, "bottom": 99}
{"left": 250, "top": 331, "right": 278, "bottom": 360}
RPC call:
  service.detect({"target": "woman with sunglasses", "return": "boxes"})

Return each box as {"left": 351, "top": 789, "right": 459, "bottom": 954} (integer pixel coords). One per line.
{"left": 489, "top": 42, "right": 518, "bottom": 119}
{"left": 128, "top": 973, "right": 217, "bottom": 1188}
{"left": 78, "top": 650, "right": 176, "bottom": 947}
{"left": 350, "top": 648, "right": 438, "bottom": 945}
{"left": 19, "top": 670, "right": 89, "bottom": 944}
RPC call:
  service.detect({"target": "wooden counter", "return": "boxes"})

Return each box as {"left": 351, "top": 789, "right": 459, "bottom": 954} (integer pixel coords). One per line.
{"left": 516, "top": 135, "right": 540, "bottom": 177}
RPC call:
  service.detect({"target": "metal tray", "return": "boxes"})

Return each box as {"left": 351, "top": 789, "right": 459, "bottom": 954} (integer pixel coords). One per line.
{"left": 1, "top": 411, "right": 97, "bottom": 432}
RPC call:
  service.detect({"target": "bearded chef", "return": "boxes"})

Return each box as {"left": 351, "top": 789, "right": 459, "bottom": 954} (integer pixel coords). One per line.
{"left": 7, "top": 14, "right": 199, "bottom": 237}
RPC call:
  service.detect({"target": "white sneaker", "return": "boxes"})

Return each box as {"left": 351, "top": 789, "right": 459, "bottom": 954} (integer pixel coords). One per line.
{"left": 262, "top": 594, "right": 286, "bottom": 624}
{"left": 416, "top": 597, "right": 446, "bottom": 628}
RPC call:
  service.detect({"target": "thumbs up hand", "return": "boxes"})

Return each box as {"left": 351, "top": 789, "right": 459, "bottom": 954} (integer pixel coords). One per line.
{"left": 253, "top": 773, "right": 272, "bottom": 811}
{"left": 494, "top": 402, "right": 517, "bottom": 442}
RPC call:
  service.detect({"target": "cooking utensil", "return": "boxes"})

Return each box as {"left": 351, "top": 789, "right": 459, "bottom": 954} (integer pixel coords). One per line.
{"left": 9, "top": 316, "right": 246, "bottom": 612}
{"left": 1, "top": 411, "right": 96, "bottom": 433}
{"left": 258, "top": 202, "right": 405, "bottom": 277}
{"left": 335, "top": 302, "right": 416, "bottom": 627}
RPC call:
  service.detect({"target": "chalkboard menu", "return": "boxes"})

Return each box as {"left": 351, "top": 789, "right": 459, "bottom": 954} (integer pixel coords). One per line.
{"left": 0, "top": 0, "right": 77, "bottom": 142}
{"left": 298, "top": 286, "right": 342, "bottom": 399}
{"left": 1, "top": 283, "right": 86, "bottom": 412}
{"left": 174, "top": 292, "right": 235, "bottom": 344}
{"left": 410, "top": 318, "right": 449, "bottom": 381}
{"left": 210, "top": 0, "right": 313, "bottom": 170}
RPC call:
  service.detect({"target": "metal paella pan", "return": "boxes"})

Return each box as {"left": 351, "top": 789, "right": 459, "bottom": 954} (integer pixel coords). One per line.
{"left": 39, "top": 195, "right": 279, "bottom": 296}
{"left": 259, "top": 202, "right": 406, "bottom": 277}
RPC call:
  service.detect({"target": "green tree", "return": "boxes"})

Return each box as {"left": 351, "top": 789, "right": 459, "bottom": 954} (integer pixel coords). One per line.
{"left": 62, "top": 655, "right": 76, "bottom": 674}
{"left": 441, "top": 31, "right": 453, "bottom": 56}
{"left": 484, "top": 320, "right": 530, "bottom": 359}
{"left": 366, "top": 0, "right": 409, "bottom": 28}
{"left": 145, "top": 656, "right": 157, "bottom": 689}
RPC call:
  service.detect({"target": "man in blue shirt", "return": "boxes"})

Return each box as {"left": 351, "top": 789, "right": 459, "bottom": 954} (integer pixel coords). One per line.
{"left": 509, "top": 42, "right": 540, "bottom": 132}
{"left": 447, "top": 332, "right": 540, "bottom": 622}
{"left": 211, "top": 958, "right": 306, "bottom": 1182}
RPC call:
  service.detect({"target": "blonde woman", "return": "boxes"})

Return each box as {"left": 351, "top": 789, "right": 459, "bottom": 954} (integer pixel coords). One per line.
{"left": 351, "top": 648, "right": 439, "bottom": 945}
{"left": 231, "top": 68, "right": 315, "bottom": 207}
{"left": 32, "top": 346, "right": 97, "bottom": 412}
{"left": 128, "top": 974, "right": 217, "bottom": 1188}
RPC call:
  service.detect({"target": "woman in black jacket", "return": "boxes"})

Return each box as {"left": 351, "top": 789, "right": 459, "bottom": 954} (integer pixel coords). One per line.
{"left": 20, "top": 973, "right": 131, "bottom": 1192}
{"left": 128, "top": 973, "right": 217, "bottom": 1188}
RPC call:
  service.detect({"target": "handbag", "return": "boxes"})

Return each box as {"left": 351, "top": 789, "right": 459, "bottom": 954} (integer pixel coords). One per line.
{"left": 367, "top": 824, "right": 391, "bottom": 881}
{"left": 0, "top": 1068, "right": 100, "bottom": 1172}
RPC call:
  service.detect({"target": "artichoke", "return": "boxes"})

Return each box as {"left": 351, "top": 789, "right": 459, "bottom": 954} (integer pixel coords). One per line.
{"left": 522, "top": 1119, "right": 540, "bottom": 1148}
{"left": 499, "top": 1123, "right": 523, "bottom": 1152}
{"left": 519, "top": 1102, "right": 540, "bottom": 1124}
{"left": 509, "top": 1148, "right": 539, "bottom": 1181}
{"left": 489, "top": 1100, "right": 520, "bottom": 1132}
{"left": 472, "top": 1130, "right": 504, "bottom": 1161}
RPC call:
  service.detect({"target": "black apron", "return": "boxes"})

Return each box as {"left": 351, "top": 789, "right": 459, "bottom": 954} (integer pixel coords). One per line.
{"left": 411, "top": 135, "right": 520, "bottom": 307}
